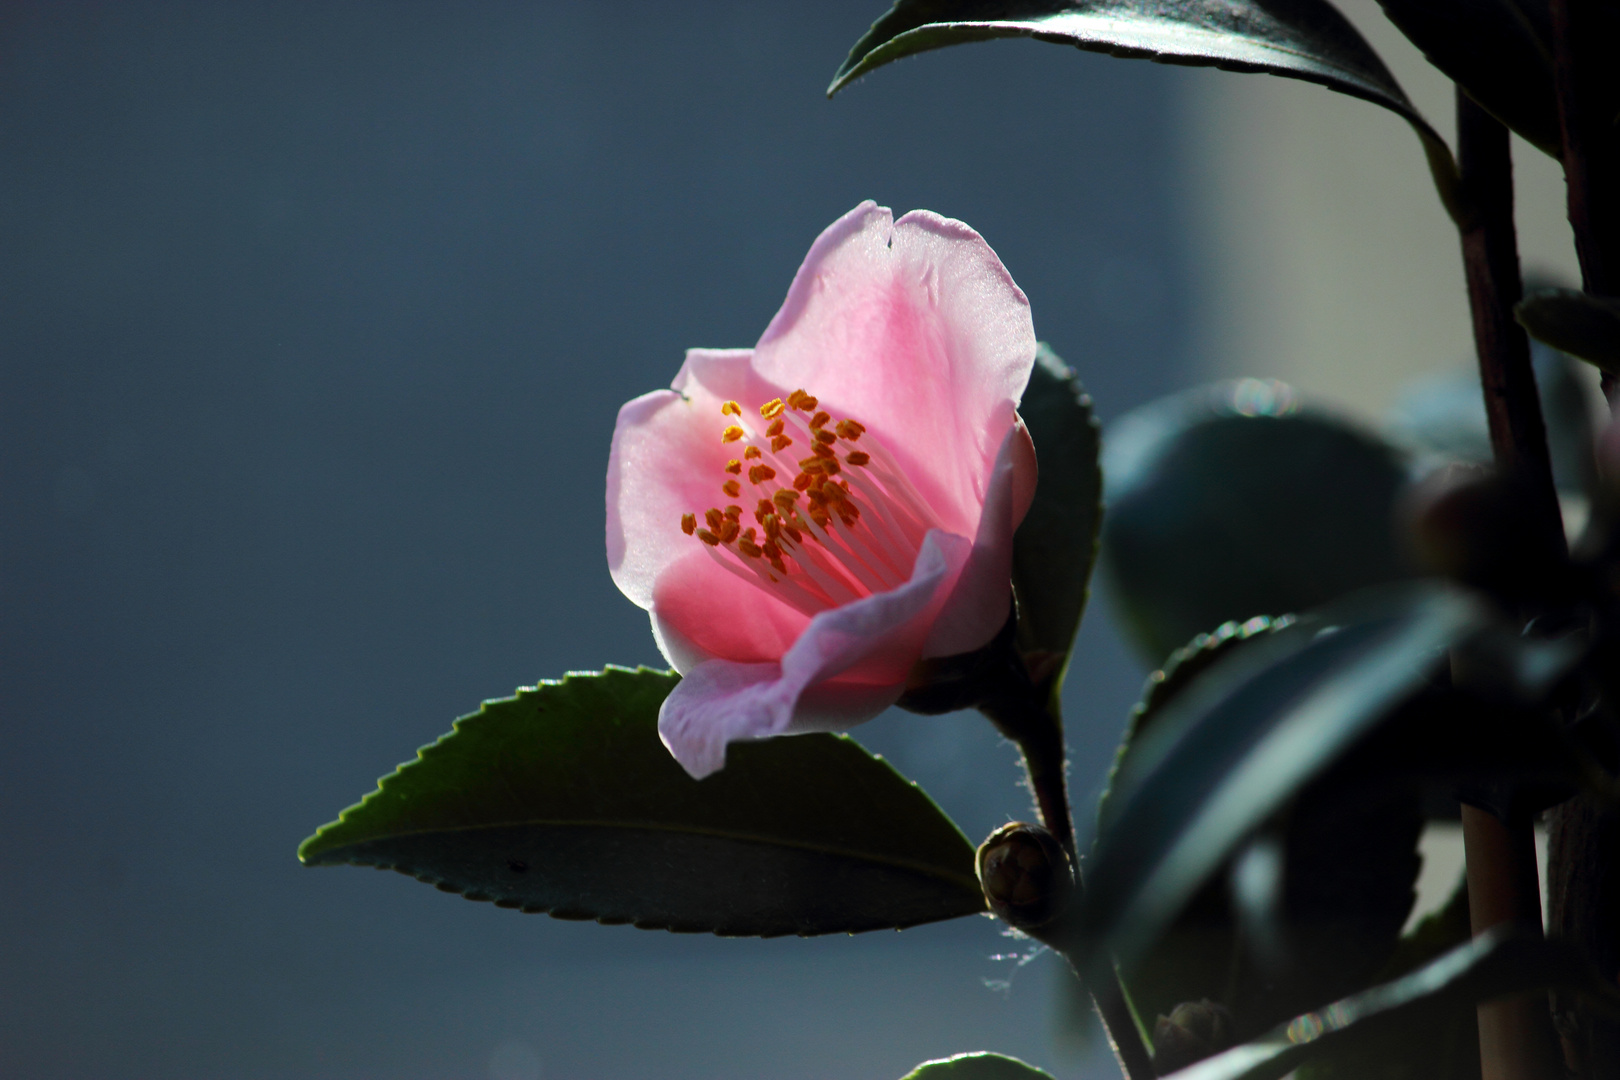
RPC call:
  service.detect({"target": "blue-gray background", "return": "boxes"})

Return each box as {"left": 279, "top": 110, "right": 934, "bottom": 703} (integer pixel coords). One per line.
{"left": 0, "top": 3, "right": 1189, "bottom": 1077}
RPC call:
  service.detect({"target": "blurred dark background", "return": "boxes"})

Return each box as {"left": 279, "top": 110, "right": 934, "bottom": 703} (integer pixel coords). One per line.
{"left": 0, "top": 3, "right": 1189, "bottom": 1077}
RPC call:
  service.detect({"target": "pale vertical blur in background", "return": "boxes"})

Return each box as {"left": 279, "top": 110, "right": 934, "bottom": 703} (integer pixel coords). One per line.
{"left": 1181, "top": 0, "right": 1585, "bottom": 420}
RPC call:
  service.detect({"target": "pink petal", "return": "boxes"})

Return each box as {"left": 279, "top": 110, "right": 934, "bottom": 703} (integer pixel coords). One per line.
{"left": 657, "top": 530, "right": 971, "bottom": 778}
{"left": 924, "top": 416, "right": 1039, "bottom": 657}
{"left": 606, "top": 347, "right": 790, "bottom": 603}
{"left": 750, "top": 202, "right": 1036, "bottom": 541}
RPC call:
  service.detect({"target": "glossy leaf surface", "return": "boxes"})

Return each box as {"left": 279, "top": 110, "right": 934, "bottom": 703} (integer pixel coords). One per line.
{"left": 899, "top": 1053, "right": 1056, "bottom": 1080}
{"left": 1101, "top": 381, "right": 1412, "bottom": 666}
{"left": 1376, "top": 0, "right": 1559, "bottom": 157}
{"left": 1109, "top": 615, "right": 1422, "bottom": 1041}
{"left": 830, "top": 0, "right": 1460, "bottom": 217}
{"left": 1516, "top": 287, "right": 1620, "bottom": 374}
{"left": 1080, "top": 585, "right": 1485, "bottom": 974}
{"left": 1011, "top": 344, "right": 1103, "bottom": 669}
{"left": 1164, "top": 929, "right": 1616, "bottom": 1080}
{"left": 300, "top": 666, "right": 985, "bottom": 936}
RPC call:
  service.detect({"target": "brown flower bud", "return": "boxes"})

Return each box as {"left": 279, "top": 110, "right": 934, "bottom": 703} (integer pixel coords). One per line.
{"left": 1151, "top": 999, "right": 1235, "bottom": 1073}
{"left": 976, "top": 822, "right": 1073, "bottom": 930}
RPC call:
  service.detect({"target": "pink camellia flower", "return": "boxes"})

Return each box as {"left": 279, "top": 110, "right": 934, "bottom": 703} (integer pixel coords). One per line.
{"left": 606, "top": 201, "right": 1038, "bottom": 778}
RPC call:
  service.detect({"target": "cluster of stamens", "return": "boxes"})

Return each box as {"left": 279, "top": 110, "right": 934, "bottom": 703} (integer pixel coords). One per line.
{"left": 679, "top": 388, "right": 941, "bottom": 616}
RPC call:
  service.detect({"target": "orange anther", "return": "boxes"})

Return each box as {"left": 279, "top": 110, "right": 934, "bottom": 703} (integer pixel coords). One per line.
{"left": 720, "top": 518, "right": 740, "bottom": 542}
{"left": 743, "top": 445, "right": 763, "bottom": 460}
{"left": 749, "top": 464, "right": 777, "bottom": 484}
{"left": 766, "top": 418, "right": 785, "bottom": 438}
{"left": 793, "top": 472, "right": 814, "bottom": 491}
{"left": 822, "top": 457, "right": 841, "bottom": 475}
{"left": 722, "top": 479, "right": 741, "bottom": 498}
{"left": 811, "top": 443, "right": 836, "bottom": 460}
{"left": 722, "top": 425, "right": 745, "bottom": 443}
{"left": 846, "top": 451, "right": 870, "bottom": 467}
{"left": 705, "top": 508, "right": 724, "bottom": 529}
{"left": 835, "top": 419, "right": 865, "bottom": 441}
{"left": 755, "top": 498, "right": 774, "bottom": 522}
{"left": 721, "top": 401, "right": 741, "bottom": 417}
{"left": 760, "top": 398, "right": 786, "bottom": 419}
{"left": 795, "top": 393, "right": 818, "bottom": 411}
{"left": 696, "top": 529, "right": 720, "bottom": 546}
{"left": 725, "top": 504, "right": 742, "bottom": 517}
{"left": 681, "top": 513, "right": 697, "bottom": 535}
{"left": 770, "top": 435, "right": 793, "bottom": 453}
{"left": 810, "top": 411, "right": 830, "bottom": 429}
{"left": 725, "top": 459, "right": 743, "bottom": 475}
{"left": 738, "top": 539, "right": 763, "bottom": 558}
{"left": 814, "top": 429, "right": 837, "bottom": 445}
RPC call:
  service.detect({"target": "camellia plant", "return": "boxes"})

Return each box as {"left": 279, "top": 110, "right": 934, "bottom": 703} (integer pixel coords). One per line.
{"left": 301, "top": 2, "right": 1620, "bottom": 1078}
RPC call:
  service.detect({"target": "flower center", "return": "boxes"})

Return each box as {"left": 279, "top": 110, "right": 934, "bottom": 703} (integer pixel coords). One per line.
{"left": 680, "top": 388, "right": 942, "bottom": 616}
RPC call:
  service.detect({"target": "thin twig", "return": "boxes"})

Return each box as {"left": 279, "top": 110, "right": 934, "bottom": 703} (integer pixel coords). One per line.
{"left": 1454, "top": 88, "right": 1568, "bottom": 1080}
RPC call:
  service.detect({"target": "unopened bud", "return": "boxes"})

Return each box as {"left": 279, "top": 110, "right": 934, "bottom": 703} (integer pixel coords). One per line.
{"left": 1151, "top": 999, "right": 1235, "bottom": 1073}
{"left": 976, "top": 822, "right": 1073, "bottom": 929}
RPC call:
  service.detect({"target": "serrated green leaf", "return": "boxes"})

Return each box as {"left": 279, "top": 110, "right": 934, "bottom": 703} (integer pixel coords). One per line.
{"left": 300, "top": 666, "right": 985, "bottom": 937}
{"left": 899, "top": 1052, "right": 1056, "bottom": 1080}
{"left": 1078, "top": 585, "right": 1486, "bottom": 977}
{"left": 1012, "top": 344, "right": 1102, "bottom": 674}
{"left": 1515, "top": 287, "right": 1620, "bottom": 375}
{"left": 1101, "top": 382, "right": 1413, "bottom": 667}
{"left": 1163, "top": 928, "right": 1615, "bottom": 1080}
{"left": 829, "top": 0, "right": 1461, "bottom": 220}
{"left": 1107, "top": 616, "right": 1423, "bottom": 1041}
{"left": 1376, "top": 0, "right": 1560, "bottom": 157}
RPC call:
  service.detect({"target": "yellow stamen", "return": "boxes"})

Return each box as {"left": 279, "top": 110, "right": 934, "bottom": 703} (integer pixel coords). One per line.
{"left": 760, "top": 398, "right": 785, "bottom": 419}
{"left": 722, "top": 425, "right": 745, "bottom": 443}
{"left": 681, "top": 513, "right": 697, "bottom": 536}
{"left": 743, "top": 446, "right": 762, "bottom": 460}
{"left": 721, "top": 401, "right": 741, "bottom": 417}
{"left": 725, "top": 459, "right": 742, "bottom": 475}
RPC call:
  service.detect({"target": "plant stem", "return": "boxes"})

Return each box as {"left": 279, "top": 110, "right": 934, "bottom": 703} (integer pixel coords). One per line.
{"left": 1549, "top": 0, "right": 1619, "bottom": 300}
{"left": 1461, "top": 806, "right": 1562, "bottom": 1080}
{"left": 1455, "top": 90, "right": 1567, "bottom": 566}
{"left": 978, "top": 679, "right": 1075, "bottom": 856}
{"left": 1455, "top": 88, "right": 1568, "bottom": 1080}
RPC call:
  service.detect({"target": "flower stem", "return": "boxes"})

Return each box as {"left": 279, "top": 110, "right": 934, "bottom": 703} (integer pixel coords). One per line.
{"left": 1461, "top": 806, "right": 1562, "bottom": 1080}
{"left": 1455, "top": 89, "right": 1566, "bottom": 567}
{"left": 1549, "top": 0, "right": 1620, "bottom": 302}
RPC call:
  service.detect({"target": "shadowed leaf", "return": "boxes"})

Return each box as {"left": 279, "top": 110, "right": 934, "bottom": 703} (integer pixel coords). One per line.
{"left": 1101, "top": 381, "right": 1413, "bottom": 667}
{"left": 1163, "top": 928, "right": 1617, "bottom": 1080}
{"left": 1012, "top": 344, "right": 1103, "bottom": 674}
{"left": 1376, "top": 0, "right": 1559, "bottom": 157}
{"left": 1080, "top": 585, "right": 1486, "bottom": 975}
{"left": 300, "top": 666, "right": 985, "bottom": 937}
{"left": 1516, "top": 287, "right": 1620, "bottom": 374}
{"left": 830, "top": 0, "right": 1460, "bottom": 218}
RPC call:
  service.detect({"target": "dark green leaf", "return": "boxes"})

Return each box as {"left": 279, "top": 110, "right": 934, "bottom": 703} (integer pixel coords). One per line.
{"left": 898, "top": 1052, "right": 1056, "bottom": 1080}
{"left": 1515, "top": 287, "right": 1620, "bottom": 375}
{"left": 1100, "top": 381, "right": 1413, "bottom": 667}
{"left": 1376, "top": 0, "right": 1560, "bottom": 157}
{"left": 1012, "top": 344, "right": 1103, "bottom": 674}
{"left": 1161, "top": 928, "right": 1617, "bottom": 1080}
{"left": 1079, "top": 585, "right": 1486, "bottom": 975}
{"left": 1107, "top": 616, "right": 1423, "bottom": 1042}
{"left": 300, "top": 666, "right": 985, "bottom": 937}
{"left": 829, "top": 0, "right": 1461, "bottom": 219}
